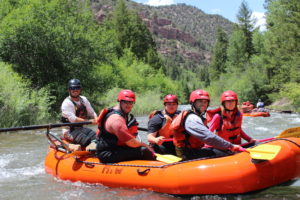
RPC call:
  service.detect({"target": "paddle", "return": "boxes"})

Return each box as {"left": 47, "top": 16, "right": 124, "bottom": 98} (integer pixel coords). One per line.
{"left": 275, "top": 126, "right": 300, "bottom": 138}
{"left": 155, "top": 153, "right": 182, "bottom": 163}
{"left": 137, "top": 127, "right": 148, "bottom": 131}
{"left": 0, "top": 121, "right": 92, "bottom": 132}
{"left": 241, "top": 144, "right": 282, "bottom": 160}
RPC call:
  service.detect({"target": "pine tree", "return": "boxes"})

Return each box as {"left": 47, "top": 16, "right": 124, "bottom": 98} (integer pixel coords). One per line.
{"left": 236, "top": 0, "right": 255, "bottom": 59}
{"left": 209, "top": 27, "right": 228, "bottom": 81}
{"left": 112, "top": 0, "right": 157, "bottom": 62}
{"left": 264, "top": 0, "right": 300, "bottom": 86}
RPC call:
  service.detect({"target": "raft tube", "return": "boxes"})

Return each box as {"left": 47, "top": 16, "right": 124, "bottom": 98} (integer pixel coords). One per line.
{"left": 45, "top": 137, "right": 300, "bottom": 195}
{"left": 243, "top": 112, "right": 270, "bottom": 117}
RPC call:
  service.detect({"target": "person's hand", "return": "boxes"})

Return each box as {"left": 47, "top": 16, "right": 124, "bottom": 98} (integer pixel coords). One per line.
{"left": 68, "top": 144, "right": 81, "bottom": 151}
{"left": 155, "top": 136, "right": 165, "bottom": 145}
{"left": 86, "top": 141, "right": 97, "bottom": 151}
{"left": 230, "top": 144, "right": 244, "bottom": 152}
{"left": 89, "top": 118, "right": 97, "bottom": 125}
{"left": 249, "top": 139, "right": 257, "bottom": 144}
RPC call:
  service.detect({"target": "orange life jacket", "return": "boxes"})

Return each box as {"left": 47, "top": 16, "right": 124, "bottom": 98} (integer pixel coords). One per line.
{"left": 170, "top": 110, "right": 205, "bottom": 149}
{"left": 207, "top": 107, "right": 243, "bottom": 144}
{"left": 148, "top": 110, "right": 179, "bottom": 139}
{"left": 96, "top": 108, "right": 138, "bottom": 147}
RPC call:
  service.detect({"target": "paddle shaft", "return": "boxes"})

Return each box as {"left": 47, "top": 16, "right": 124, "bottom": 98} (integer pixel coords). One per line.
{"left": 137, "top": 127, "right": 148, "bottom": 131}
{"left": 0, "top": 121, "right": 92, "bottom": 132}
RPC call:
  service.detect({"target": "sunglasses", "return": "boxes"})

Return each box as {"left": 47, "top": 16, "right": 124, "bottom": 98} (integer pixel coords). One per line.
{"left": 122, "top": 100, "right": 134, "bottom": 105}
{"left": 69, "top": 86, "right": 81, "bottom": 90}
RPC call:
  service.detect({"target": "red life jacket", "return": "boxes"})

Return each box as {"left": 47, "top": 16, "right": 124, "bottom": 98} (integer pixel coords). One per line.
{"left": 170, "top": 110, "right": 205, "bottom": 149}
{"left": 148, "top": 110, "right": 179, "bottom": 139}
{"left": 96, "top": 108, "right": 138, "bottom": 147}
{"left": 207, "top": 107, "right": 243, "bottom": 144}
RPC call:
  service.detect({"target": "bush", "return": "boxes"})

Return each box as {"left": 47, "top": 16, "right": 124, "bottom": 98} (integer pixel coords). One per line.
{"left": 0, "top": 62, "right": 52, "bottom": 127}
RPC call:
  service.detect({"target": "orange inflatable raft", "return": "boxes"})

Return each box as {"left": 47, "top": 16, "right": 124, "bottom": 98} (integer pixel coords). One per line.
{"left": 243, "top": 111, "right": 270, "bottom": 117}
{"left": 45, "top": 137, "right": 300, "bottom": 195}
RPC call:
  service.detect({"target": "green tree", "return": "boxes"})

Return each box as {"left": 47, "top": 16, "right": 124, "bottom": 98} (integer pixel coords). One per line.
{"left": 236, "top": 0, "right": 255, "bottom": 59}
{"left": 264, "top": 0, "right": 300, "bottom": 88}
{"left": 226, "top": 26, "right": 248, "bottom": 73}
{"left": 209, "top": 27, "right": 228, "bottom": 81}
{"left": 0, "top": 0, "right": 111, "bottom": 110}
{"left": 112, "top": 0, "right": 158, "bottom": 63}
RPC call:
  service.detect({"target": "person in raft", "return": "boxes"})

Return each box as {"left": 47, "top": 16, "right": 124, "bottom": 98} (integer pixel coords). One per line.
{"left": 88, "top": 89, "right": 155, "bottom": 163}
{"left": 170, "top": 89, "right": 243, "bottom": 161}
{"left": 207, "top": 90, "right": 256, "bottom": 145}
{"left": 256, "top": 99, "right": 267, "bottom": 112}
{"left": 147, "top": 94, "right": 180, "bottom": 155}
{"left": 61, "top": 79, "right": 98, "bottom": 151}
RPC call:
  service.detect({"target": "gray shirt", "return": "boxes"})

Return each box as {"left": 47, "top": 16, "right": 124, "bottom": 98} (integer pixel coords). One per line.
{"left": 184, "top": 113, "right": 233, "bottom": 150}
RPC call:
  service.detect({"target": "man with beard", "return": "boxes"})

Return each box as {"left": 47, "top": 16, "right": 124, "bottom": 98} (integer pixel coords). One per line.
{"left": 61, "top": 79, "right": 98, "bottom": 151}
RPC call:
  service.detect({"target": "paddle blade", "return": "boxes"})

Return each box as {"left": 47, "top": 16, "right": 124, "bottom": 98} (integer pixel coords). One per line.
{"left": 247, "top": 144, "right": 281, "bottom": 160}
{"left": 276, "top": 126, "right": 300, "bottom": 138}
{"left": 155, "top": 153, "right": 182, "bottom": 163}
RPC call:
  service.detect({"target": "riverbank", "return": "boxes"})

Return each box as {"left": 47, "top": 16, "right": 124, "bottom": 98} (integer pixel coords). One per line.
{"left": 267, "top": 97, "right": 299, "bottom": 114}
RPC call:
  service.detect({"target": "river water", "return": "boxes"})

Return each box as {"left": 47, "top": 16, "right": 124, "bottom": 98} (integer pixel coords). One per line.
{"left": 1, "top": 107, "right": 300, "bottom": 200}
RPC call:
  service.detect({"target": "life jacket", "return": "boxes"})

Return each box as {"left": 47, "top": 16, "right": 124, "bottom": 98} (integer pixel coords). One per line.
{"left": 61, "top": 97, "right": 89, "bottom": 134}
{"left": 61, "top": 97, "right": 88, "bottom": 123}
{"left": 148, "top": 110, "right": 179, "bottom": 139}
{"left": 207, "top": 107, "right": 243, "bottom": 144}
{"left": 96, "top": 108, "right": 138, "bottom": 149}
{"left": 170, "top": 110, "right": 205, "bottom": 149}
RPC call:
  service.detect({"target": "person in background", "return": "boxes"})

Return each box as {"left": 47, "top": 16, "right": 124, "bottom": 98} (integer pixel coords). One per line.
{"left": 256, "top": 99, "right": 266, "bottom": 112}
{"left": 208, "top": 90, "right": 256, "bottom": 145}
{"left": 147, "top": 94, "right": 180, "bottom": 155}
{"left": 61, "top": 79, "right": 98, "bottom": 151}
{"left": 241, "top": 101, "right": 253, "bottom": 113}
{"left": 170, "top": 89, "right": 243, "bottom": 161}
{"left": 92, "top": 89, "right": 155, "bottom": 163}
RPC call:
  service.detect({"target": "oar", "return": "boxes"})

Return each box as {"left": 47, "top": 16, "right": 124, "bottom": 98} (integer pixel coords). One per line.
{"left": 155, "top": 153, "right": 182, "bottom": 163}
{"left": 275, "top": 126, "right": 300, "bottom": 138}
{"left": 240, "top": 126, "right": 300, "bottom": 147}
{"left": 137, "top": 127, "right": 148, "bottom": 131}
{"left": 0, "top": 121, "right": 92, "bottom": 132}
{"left": 241, "top": 144, "right": 281, "bottom": 160}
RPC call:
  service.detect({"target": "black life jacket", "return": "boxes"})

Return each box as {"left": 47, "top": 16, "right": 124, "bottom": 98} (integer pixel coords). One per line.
{"left": 61, "top": 97, "right": 88, "bottom": 123}
{"left": 96, "top": 108, "right": 138, "bottom": 151}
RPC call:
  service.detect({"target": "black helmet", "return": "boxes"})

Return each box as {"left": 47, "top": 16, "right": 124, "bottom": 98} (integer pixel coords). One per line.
{"left": 68, "top": 79, "right": 81, "bottom": 89}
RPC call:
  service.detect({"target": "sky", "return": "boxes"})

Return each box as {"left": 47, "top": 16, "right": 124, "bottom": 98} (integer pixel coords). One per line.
{"left": 132, "top": 0, "right": 267, "bottom": 31}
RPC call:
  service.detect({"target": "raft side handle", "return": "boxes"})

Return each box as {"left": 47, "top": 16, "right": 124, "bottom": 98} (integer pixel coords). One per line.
{"left": 137, "top": 168, "right": 150, "bottom": 176}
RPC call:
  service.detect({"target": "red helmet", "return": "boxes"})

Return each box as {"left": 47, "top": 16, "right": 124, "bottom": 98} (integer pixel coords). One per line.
{"left": 189, "top": 90, "right": 210, "bottom": 103}
{"left": 220, "top": 90, "right": 238, "bottom": 104}
{"left": 117, "top": 89, "right": 136, "bottom": 102}
{"left": 164, "top": 94, "right": 178, "bottom": 104}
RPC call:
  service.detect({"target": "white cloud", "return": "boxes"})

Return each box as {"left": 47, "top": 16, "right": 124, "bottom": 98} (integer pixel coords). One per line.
{"left": 210, "top": 8, "right": 221, "bottom": 14}
{"left": 145, "top": 0, "right": 175, "bottom": 6}
{"left": 251, "top": 11, "right": 266, "bottom": 31}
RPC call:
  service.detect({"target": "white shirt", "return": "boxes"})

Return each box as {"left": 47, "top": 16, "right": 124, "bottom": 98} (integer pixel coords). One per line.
{"left": 61, "top": 95, "right": 97, "bottom": 134}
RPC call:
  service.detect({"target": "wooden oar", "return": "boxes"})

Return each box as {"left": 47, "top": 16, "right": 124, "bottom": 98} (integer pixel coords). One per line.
{"left": 0, "top": 121, "right": 92, "bottom": 132}
{"left": 275, "top": 126, "right": 300, "bottom": 138}
{"left": 241, "top": 144, "right": 281, "bottom": 160}
{"left": 155, "top": 153, "right": 182, "bottom": 163}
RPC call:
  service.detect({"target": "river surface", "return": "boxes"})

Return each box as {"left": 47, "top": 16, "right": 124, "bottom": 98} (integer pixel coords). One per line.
{"left": 1, "top": 106, "right": 300, "bottom": 200}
